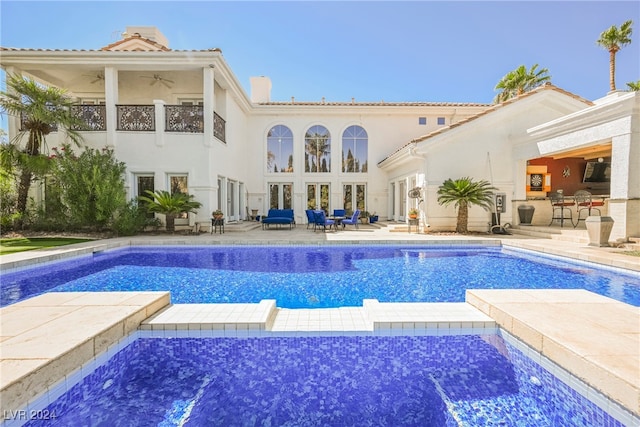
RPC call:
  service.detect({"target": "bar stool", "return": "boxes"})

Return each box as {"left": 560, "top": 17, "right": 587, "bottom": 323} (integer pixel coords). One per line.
{"left": 574, "top": 190, "right": 605, "bottom": 227}
{"left": 549, "top": 191, "right": 575, "bottom": 227}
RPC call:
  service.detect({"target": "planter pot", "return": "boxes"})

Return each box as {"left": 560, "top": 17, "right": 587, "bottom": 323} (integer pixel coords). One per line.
{"left": 585, "top": 216, "right": 614, "bottom": 247}
{"left": 517, "top": 205, "right": 535, "bottom": 225}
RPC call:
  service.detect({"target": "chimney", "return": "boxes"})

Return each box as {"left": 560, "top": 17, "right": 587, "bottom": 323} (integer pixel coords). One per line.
{"left": 124, "top": 26, "right": 169, "bottom": 48}
{"left": 250, "top": 76, "right": 272, "bottom": 103}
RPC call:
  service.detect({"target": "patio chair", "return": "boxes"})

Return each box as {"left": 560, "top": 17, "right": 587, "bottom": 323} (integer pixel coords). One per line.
{"left": 341, "top": 209, "right": 360, "bottom": 229}
{"left": 333, "top": 209, "right": 346, "bottom": 217}
{"left": 574, "top": 190, "right": 605, "bottom": 227}
{"left": 313, "top": 210, "right": 335, "bottom": 232}
{"left": 549, "top": 191, "right": 575, "bottom": 227}
{"left": 305, "top": 209, "right": 317, "bottom": 230}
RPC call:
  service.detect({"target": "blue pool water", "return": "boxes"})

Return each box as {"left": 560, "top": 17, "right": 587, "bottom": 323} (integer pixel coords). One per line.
{"left": 25, "top": 335, "right": 623, "bottom": 426}
{"left": 1, "top": 245, "right": 639, "bottom": 308}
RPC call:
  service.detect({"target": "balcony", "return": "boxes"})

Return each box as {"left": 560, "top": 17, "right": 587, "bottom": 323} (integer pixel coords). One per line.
{"left": 20, "top": 104, "right": 226, "bottom": 142}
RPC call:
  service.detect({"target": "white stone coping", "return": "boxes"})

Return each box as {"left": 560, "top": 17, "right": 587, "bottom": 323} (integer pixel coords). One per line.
{"left": 466, "top": 289, "right": 640, "bottom": 418}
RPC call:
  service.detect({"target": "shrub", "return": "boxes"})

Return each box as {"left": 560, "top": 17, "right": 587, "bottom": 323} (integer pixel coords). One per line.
{"left": 111, "top": 201, "right": 149, "bottom": 236}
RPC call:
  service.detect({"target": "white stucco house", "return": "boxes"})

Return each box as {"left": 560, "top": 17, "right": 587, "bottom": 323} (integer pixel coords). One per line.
{"left": 1, "top": 26, "right": 638, "bottom": 241}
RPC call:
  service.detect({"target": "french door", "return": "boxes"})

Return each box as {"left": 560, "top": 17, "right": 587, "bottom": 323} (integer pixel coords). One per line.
{"left": 269, "top": 183, "right": 293, "bottom": 209}
{"left": 306, "top": 183, "right": 330, "bottom": 212}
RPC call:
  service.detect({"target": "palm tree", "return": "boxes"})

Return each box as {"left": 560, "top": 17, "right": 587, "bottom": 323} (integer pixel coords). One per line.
{"left": 596, "top": 20, "right": 633, "bottom": 92}
{"left": 437, "top": 177, "right": 497, "bottom": 234}
{"left": 138, "top": 190, "right": 202, "bottom": 232}
{"left": 493, "top": 64, "right": 551, "bottom": 103}
{"left": 0, "top": 74, "right": 85, "bottom": 225}
{"left": 626, "top": 80, "right": 640, "bottom": 91}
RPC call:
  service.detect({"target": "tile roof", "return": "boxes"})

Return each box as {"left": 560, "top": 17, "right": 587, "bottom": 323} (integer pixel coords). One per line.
{"left": 258, "top": 101, "right": 490, "bottom": 107}
{"left": 100, "top": 34, "right": 171, "bottom": 51}
{"left": 377, "top": 83, "right": 594, "bottom": 166}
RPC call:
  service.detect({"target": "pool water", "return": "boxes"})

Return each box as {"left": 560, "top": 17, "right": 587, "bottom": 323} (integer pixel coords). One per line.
{"left": 2, "top": 245, "right": 639, "bottom": 308}
{"left": 26, "top": 335, "right": 622, "bottom": 426}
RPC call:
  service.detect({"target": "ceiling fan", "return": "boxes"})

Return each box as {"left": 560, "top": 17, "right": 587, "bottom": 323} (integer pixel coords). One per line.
{"left": 140, "top": 74, "right": 174, "bottom": 88}
{"left": 83, "top": 72, "right": 104, "bottom": 84}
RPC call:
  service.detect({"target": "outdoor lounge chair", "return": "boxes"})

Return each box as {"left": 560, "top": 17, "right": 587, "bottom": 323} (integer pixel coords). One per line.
{"left": 341, "top": 209, "right": 360, "bottom": 229}
{"left": 333, "top": 209, "right": 346, "bottom": 217}
{"left": 313, "top": 210, "right": 335, "bottom": 232}
{"left": 305, "top": 209, "right": 317, "bottom": 230}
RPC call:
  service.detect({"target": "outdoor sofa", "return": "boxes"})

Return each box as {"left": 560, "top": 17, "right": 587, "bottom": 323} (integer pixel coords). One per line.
{"left": 261, "top": 209, "right": 295, "bottom": 229}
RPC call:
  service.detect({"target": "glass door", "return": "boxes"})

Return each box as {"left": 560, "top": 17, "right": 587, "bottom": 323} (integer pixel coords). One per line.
{"left": 269, "top": 183, "right": 293, "bottom": 209}
{"left": 306, "top": 183, "right": 330, "bottom": 212}
{"left": 342, "top": 183, "right": 366, "bottom": 214}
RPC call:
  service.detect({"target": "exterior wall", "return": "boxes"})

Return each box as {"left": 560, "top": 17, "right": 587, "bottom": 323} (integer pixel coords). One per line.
{"left": 246, "top": 106, "right": 486, "bottom": 223}
{"left": 388, "top": 92, "right": 590, "bottom": 232}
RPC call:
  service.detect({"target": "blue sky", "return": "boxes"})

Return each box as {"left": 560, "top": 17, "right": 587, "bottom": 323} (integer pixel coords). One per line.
{"left": 1, "top": 1, "right": 638, "bottom": 108}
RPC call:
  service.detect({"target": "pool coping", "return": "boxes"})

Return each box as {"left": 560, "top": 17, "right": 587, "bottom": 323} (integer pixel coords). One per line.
{"left": 1, "top": 237, "right": 638, "bottom": 273}
{"left": 0, "top": 292, "right": 171, "bottom": 419}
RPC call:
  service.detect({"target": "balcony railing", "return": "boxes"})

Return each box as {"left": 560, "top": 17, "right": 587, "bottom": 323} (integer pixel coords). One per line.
{"left": 214, "top": 111, "right": 226, "bottom": 143}
{"left": 116, "top": 105, "right": 155, "bottom": 131}
{"left": 20, "top": 105, "right": 225, "bottom": 139}
{"left": 71, "top": 105, "right": 106, "bottom": 131}
{"left": 165, "top": 105, "right": 203, "bottom": 133}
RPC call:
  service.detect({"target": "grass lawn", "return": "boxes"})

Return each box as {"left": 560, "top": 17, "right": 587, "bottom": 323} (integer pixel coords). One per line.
{"left": 0, "top": 237, "right": 94, "bottom": 255}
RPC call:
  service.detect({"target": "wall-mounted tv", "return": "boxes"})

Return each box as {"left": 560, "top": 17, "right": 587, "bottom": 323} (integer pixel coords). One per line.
{"left": 583, "top": 161, "right": 611, "bottom": 183}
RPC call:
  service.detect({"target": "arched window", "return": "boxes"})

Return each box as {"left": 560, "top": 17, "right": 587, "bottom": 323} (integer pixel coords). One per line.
{"left": 305, "top": 125, "right": 331, "bottom": 173}
{"left": 342, "top": 125, "right": 368, "bottom": 173}
{"left": 267, "top": 125, "right": 294, "bottom": 173}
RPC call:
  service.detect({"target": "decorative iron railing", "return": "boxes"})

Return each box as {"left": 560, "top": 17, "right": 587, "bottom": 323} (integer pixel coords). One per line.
{"left": 165, "top": 105, "right": 204, "bottom": 133}
{"left": 71, "top": 105, "right": 106, "bottom": 131}
{"left": 20, "top": 112, "right": 58, "bottom": 132}
{"left": 19, "top": 105, "right": 225, "bottom": 138}
{"left": 116, "top": 105, "right": 155, "bottom": 131}
{"left": 214, "top": 111, "right": 226, "bottom": 143}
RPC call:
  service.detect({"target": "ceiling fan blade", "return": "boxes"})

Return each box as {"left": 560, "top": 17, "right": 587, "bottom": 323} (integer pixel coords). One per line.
{"left": 161, "top": 80, "right": 172, "bottom": 88}
{"left": 163, "top": 78, "right": 175, "bottom": 84}
{"left": 150, "top": 80, "right": 157, "bottom": 86}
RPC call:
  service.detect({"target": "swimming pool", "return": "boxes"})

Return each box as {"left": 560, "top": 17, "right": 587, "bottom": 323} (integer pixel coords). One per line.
{"left": 1, "top": 245, "right": 639, "bottom": 308}
{"left": 21, "top": 334, "right": 626, "bottom": 426}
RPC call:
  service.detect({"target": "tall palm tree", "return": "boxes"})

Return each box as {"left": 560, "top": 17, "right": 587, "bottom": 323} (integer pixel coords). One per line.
{"left": 0, "top": 74, "right": 85, "bottom": 224}
{"left": 493, "top": 64, "right": 551, "bottom": 103}
{"left": 596, "top": 20, "right": 633, "bottom": 92}
{"left": 626, "top": 80, "right": 640, "bottom": 91}
{"left": 437, "top": 177, "right": 497, "bottom": 234}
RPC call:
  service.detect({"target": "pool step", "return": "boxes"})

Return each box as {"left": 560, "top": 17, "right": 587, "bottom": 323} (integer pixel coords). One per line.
{"left": 510, "top": 225, "right": 589, "bottom": 243}
{"left": 139, "top": 299, "right": 496, "bottom": 335}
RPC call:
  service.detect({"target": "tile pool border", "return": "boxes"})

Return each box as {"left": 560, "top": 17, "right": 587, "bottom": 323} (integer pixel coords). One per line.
{"left": 1, "top": 237, "right": 638, "bottom": 274}
{"left": 5, "top": 327, "right": 637, "bottom": 427}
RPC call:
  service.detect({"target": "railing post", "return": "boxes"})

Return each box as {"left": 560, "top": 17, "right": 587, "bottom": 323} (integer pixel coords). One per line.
{"left": 203, "top": 66, "right": 215, "bottom": 147}
{"left": 153, "top": 99, "right": 165, "bottom": 147}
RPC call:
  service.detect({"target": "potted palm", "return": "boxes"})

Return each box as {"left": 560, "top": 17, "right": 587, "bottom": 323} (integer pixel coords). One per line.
{"left": 359, "top": 211, "right": 370, "bottom": 224}
{"left": 138, "top": 190, "right": 202, "bottom": 233}
{"left": 437, "top": 177, "right": 496, "bottom": 234}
